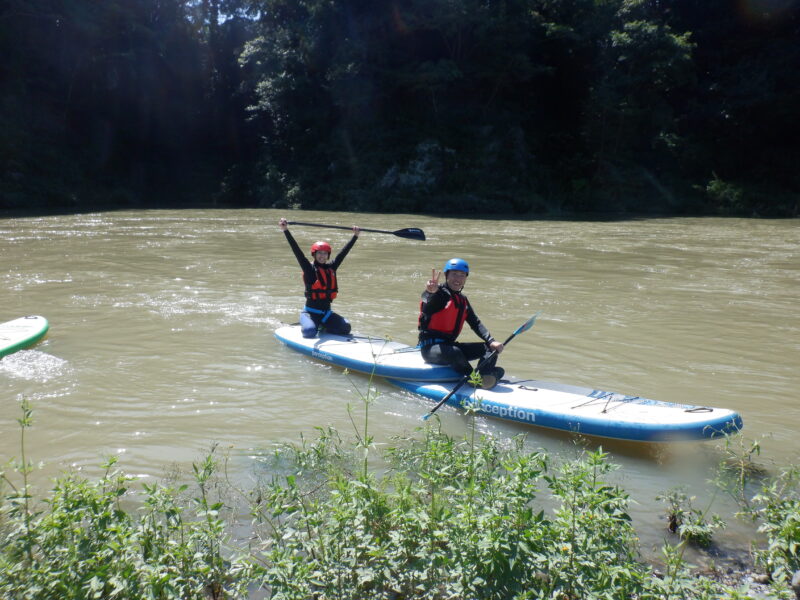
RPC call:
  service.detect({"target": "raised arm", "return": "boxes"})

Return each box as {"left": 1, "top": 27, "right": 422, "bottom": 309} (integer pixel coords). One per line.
{"left": 279, "top": 218, "right": 313, "bottom": 274}
{"left": 330, "top": 225, "right": 360, "bottom": 269}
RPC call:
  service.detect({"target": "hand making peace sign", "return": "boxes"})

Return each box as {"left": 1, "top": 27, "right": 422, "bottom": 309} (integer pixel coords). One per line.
{"left": 426, "top": 268, "right": 441, "bottom": 293}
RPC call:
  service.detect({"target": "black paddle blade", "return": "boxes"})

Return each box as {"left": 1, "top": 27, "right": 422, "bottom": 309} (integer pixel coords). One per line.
{"left": 393, "top": 227, "right": 426, "bottom": 241}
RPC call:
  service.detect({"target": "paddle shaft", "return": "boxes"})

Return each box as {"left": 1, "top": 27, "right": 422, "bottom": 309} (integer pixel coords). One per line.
{"left": 286, "top": 221, "right": 425, "bottom": 240}
{"left": 423, "top": 328, "right": 525, "bottom": 420}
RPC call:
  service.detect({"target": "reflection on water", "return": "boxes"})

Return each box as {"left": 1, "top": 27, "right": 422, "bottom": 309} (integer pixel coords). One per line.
{"left": 1, "top": 209, "right": 798, "bottom": 552}
{"left": 0, "top": 349, "right": 71, "bottom": 382}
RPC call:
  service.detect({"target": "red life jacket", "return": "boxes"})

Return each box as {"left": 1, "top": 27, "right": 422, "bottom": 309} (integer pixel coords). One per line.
{"left": 419, "top": 291, "right": 468, "bottom": 340}
{"left": 305, "top": 265, "right": 338, "bottom": 301}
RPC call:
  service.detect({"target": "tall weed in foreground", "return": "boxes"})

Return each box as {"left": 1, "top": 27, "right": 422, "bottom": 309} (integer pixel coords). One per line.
{"left": 714, "top": 434, "right": 767, "bottom": 508}
{"left": 748, "top": 465, "right": 800, "bottom": 595}
{"left": 543, "top": 449, "right": 644, "bottom": 598}
{"left": 712, "top": 434, "right": 800, "bottom": 597}
{"left": 656, "top": 486, "right": 726, "bottom": 548}
{"left": 0, "top": 401, "right": 251, "bottom": 600}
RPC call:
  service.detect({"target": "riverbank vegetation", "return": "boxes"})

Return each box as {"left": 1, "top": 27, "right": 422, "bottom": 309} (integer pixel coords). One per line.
{"left": 3, "top": 398, "right": 800, "bottom": 599}
{"left": 2, "top": 0, "right": 798, "bottom": 216}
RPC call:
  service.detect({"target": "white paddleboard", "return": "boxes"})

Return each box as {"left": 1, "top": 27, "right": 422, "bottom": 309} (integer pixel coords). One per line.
{"left": 275, "top": 324, "right": 461, "bottom": 382}
{"left": 0, "top": 316, "right": 50, "bottom": 359}
{"left": 389, "top": 377, "right": 743, "bottom": 442}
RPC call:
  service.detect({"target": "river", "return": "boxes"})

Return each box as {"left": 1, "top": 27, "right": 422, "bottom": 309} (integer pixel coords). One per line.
{"left": 2, "top": 208, "right": 798, "bottom": 556}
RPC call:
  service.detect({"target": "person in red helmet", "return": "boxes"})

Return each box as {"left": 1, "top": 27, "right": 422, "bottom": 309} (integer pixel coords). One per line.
{"left": 418, "top": 258, "right": 504, "bottom": 389}
{"left": 279, "top": 217, "right": 360, "bottom": 337}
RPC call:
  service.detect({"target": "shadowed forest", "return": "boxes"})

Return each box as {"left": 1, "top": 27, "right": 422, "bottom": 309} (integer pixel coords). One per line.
{"left": 1, "top": 0, "right": 798, "bottom": 216}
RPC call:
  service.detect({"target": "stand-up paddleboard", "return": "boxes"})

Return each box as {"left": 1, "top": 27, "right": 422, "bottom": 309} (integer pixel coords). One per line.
{"left": 389, "top": 378, "right": 743, "bottom": 442}
{"left": 275, "top": 324, "right": 461, "bottom": 382}
{"left": 0, "top": 316, "right": 49, "bottom": 359}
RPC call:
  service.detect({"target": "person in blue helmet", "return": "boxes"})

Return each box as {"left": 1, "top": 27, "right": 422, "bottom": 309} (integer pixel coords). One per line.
{"left": 418, "top": 258, "right": 505, "bottom": 389}
{"left": 279, "top": 217, "right": 360, "bottom": 338}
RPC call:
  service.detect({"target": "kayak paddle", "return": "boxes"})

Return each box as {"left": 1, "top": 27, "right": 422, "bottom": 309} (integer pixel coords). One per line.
{"left": 422, "top": 312, "right": 541, "bottom": 420}
{"left": 287, "top": 221, "right": 425, "bottom": 241}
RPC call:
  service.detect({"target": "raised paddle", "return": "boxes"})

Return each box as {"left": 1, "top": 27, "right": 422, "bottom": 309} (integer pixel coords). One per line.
{"left": 422, "top": 312, "right": 541, "bottom": 420}
{"left": 287, "top": 221, "right": 425, "bottom": 241}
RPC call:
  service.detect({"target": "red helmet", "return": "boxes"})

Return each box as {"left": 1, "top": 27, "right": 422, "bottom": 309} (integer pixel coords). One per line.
{"left": 310, "top": 241, "right": 332, "bottom": 255}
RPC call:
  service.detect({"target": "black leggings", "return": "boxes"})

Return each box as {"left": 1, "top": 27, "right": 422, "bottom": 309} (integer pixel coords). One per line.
{"left": 421, "top": 341, "right": 497, "bottom": 377}
{"left": 300, "top": 309, "right": 350, "bottom": 338}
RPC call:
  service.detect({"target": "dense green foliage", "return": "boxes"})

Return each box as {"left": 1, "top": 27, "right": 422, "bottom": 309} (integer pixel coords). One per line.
{"left": 1, "top": 0, "right": 797, "bottom": 215}
{"left": 0, "top": 400, "right": 252, "bottom": 598}
{"left": 750, "top": 467, "right": 800, "bottom": 590}
{"left": 4, "top": 399, "right": 800, "bottom": 599}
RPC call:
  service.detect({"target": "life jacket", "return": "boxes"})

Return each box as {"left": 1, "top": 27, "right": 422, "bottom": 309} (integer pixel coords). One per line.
{"left": 419, "top": 290, "right": 469, "bottom": 341}
{"left": 305, "top": 265, "right": 338, "bottom": 301}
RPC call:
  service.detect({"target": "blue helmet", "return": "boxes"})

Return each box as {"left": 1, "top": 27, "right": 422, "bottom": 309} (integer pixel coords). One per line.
{"left": 443, "top": 258, "right": 469, "bottom": 275}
